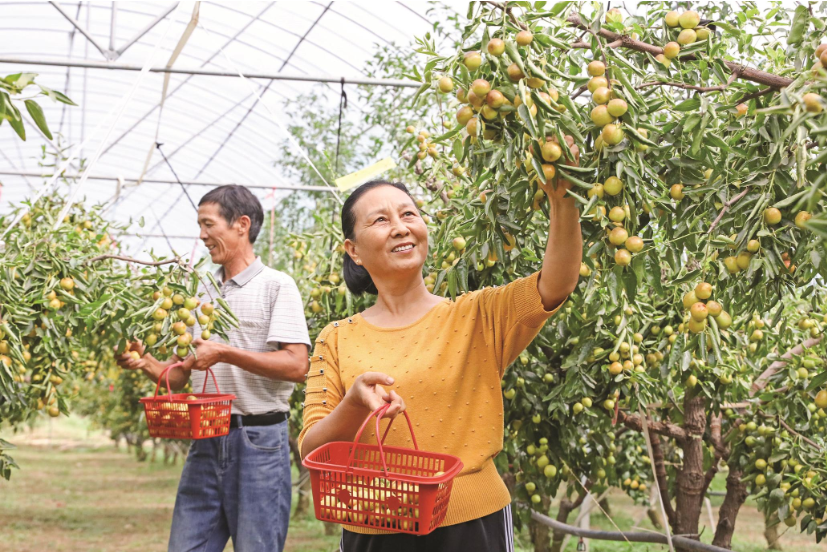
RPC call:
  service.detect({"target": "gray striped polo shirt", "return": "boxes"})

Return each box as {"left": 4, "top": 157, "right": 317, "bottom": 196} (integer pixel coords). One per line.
{"left": 191, "top": 257, "right": 310, "bottom": 415}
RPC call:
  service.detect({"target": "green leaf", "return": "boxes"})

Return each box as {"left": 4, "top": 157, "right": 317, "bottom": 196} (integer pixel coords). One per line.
{"left": 518, "top": 104, "right": 538, "bottom": 138}
{"left": 24, "top": 99, "right": 52, "bottom": 140}
{"left": 625, "top": 126, "right": 657, "bottom": 148}
{"left": 432, "top": 123, "right": 464, "bottom": 144}
{"left": 788, "top": 5, "right": 809, "bottom": 45}
{"left": 675, "top": 98, "right": 702, "bottom": 112}
{"left": 7, "top": 102, "right": 25, "bottom": 140}
{"left": 0, "top": 91, "right": 7, "bottom": 122}
{"left": 4, "top": 72, "right": 37, "bottom": 88}
{"left": 50, "top": 90, "right": 77, "bottom": 106}
{"left": 806, "top": 370, "right": 827, "bottom": 392}
{"left": 79, "top": 293, "right": 114, "bottom": 318}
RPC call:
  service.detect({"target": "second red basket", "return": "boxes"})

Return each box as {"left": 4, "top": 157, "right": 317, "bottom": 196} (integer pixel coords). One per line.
{"left": 140, "top": 362, "right": 235, "bottom": 440}
{"left": 303, "top": 403, "right": 464, "bottom": 535}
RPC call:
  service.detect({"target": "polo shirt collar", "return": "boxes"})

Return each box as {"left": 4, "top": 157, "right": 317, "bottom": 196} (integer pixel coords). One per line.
{"left": 216, "top": 257, "right": 265, "bottom": 287}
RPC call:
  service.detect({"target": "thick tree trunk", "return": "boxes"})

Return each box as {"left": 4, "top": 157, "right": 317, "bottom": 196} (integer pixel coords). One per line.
{"left": 712, "top": 468, "right": 748, "bottom": 549}
{"left": 764, "top": 512, "right": 783, "bottom": 550}
{"left": 530, "top": 495, "right": 552, "bottom": 552}
{"left": 674, "top": 394, "right": 706, "bottom": 548}
{"left": 550, "top": 489, "right": 589, "bottom": 552}
{"left": 289, "top": 436, "right": 311, "bottom": 519}
{"left": 549, "top": 498, "right": 576, "bottom": 552}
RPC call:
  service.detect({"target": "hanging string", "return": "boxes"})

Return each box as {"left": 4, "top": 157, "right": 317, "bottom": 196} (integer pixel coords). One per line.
{"left": 638, "top": 401, "right": 676, "bottom": 552}
{"left": 335, "top": 77, "right": 348, "bottom": 175}
{"left": 155, "top": 142, "right": 199, "bottom": 212}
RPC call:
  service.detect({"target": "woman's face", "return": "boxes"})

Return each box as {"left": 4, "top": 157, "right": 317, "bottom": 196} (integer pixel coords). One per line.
{"left": 345, "top": 186, "right": 429, "bottom": 284}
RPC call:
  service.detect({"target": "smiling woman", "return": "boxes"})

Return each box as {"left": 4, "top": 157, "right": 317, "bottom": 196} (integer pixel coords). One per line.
{"left": 298, "top": 177, "right": 581, "bottom": 551}
{"left": 340, "top": 181, "right": 428, "bottom": 298}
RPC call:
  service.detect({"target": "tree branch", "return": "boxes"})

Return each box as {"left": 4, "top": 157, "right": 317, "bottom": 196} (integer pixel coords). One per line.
{"left": 750, "top": 336, "right": 823, "bottom": 395}
{"left": 708, "top": 187, "right": 751, "bottom": 234}
{"left": 638, "top": 69, "right": 739, "bottom": 94}
{"left": 738, "top": 86, "right": 777, "bottom": 103}
{"left": 702, "top": 414, "right": 728, "bottom": 500}
{"left": 565, "top": 14, "right": 794, "bottom": 90}
{"left": 637, "top": 81, "right": 729, "bottom": 93}
{"left": 586, "top": 29, "right": 612, "bottom": 89}
{"left": 571, "top": 84, "right": 588, "bottom": 99}
{"left": 708, "top": 414, "right": 728, "bottom": 458}
{"left": 481, "top": 1, "right": 528, "bottom": 30}
{"left": 712, "top": 469, "right": 748, "bottom": 548}
{"left": 764, "top": 412, "right": 823, "bottom": 451}
{"left": 86, "top": 254, "right": 186, "bottom": 268}
{"left": 649, "top": 432, "right": 677, "bottom": 528}
{"left": 617, "top": 410, "right": 687, "bottom": 441}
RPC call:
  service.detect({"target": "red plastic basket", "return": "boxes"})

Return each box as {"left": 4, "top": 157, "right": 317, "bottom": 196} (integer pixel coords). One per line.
{"left": 303, "top": 403, "right": 463, "bottom": 535}
{"left": 139, "top": 362, "right": 235, "bottom": 440}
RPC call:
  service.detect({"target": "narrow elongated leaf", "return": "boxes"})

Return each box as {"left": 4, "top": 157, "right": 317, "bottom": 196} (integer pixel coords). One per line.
{"left": 24, "top": 99, "right": 52, "bottom": 140}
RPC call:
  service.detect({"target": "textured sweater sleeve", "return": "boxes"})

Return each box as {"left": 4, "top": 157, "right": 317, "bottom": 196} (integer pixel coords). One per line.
{"left": 475, "top": 271, "right": 566, "bottom": 376}
{"left": 297, "top": 322, "right": 345, "bottom": 458}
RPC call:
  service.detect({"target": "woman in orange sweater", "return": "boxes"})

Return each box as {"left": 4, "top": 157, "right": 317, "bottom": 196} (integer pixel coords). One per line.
{"left": 299, "top": 140, "right": 581, "bottom": 551}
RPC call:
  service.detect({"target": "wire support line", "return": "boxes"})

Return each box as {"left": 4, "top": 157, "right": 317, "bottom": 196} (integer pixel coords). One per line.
{"left": 99, "top": 2, "right": 276, "bottom": 157}
{"left": 194, "top": 1, "right": 332, "bottom": 180}
{"left": 53, "top": 3, "right": 188, "bottom": 230}
{"left": 48, "top": 0, "right": 111, "bottom": 59}
{"left": 155, "top": 143, "right": 199, "bottom": 212}
{"left": 196, "top": 18, "right": 344, "bottom": 204}
{"left": 0, "top": 57, "right": 422, "bottom": 88}
{"left": 116, "top": 3, "right": 180, "bottom": 57}
{"left": 0, "top": 171, "right": 336, "bottom": 192}
{"left": 57, "top": 1, "right": 83, "bottom": 135}
{"left": 129, "top": 0, "right": 332, "bottom": 237}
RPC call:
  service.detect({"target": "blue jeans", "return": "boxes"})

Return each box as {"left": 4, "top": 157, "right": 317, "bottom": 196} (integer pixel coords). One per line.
{"left": 168, "top": 419, "right": 292, "bottom": 552}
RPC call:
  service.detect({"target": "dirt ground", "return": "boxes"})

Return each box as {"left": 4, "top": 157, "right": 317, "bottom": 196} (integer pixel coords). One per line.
{"left": 1, "top": 416, "right": 823, "bottom": 552}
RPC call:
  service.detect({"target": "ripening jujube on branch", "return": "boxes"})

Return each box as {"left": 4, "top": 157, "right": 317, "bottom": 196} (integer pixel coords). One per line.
{"left": 370, "top": 2, "right": 827, "bottom": 549}
{"left": 0, "top": 192, "right": 238, "bottom": 477}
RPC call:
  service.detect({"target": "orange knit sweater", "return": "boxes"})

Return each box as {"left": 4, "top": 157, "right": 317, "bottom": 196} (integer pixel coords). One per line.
{"left": 298, "top": 271, "right": 563, "bottom": 534}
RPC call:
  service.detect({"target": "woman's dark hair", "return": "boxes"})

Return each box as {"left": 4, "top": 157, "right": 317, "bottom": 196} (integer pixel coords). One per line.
{"left": 341, "top": 180, "right": 414, "bottom": 296}
{"left": 199, "top": 185, "right": 264, "bottom": 243}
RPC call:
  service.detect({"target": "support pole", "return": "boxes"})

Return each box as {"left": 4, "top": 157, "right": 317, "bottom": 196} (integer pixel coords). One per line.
{"left": 0, "top": 57, "right": 421, "bottom": 88}
{"left": 109, "top": 2, "right": 118, "bottom": 52}
{"left": 116, "top": 3, "right": 180, "bottom": 56}
{"left": 0, "top": 170, "right": 336, "bottom": 192}
{"left": 48, "top": 1, "right": 112, "bottom": 60}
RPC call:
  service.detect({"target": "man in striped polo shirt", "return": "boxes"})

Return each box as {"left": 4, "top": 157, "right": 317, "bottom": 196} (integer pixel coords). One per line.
{"left": 116, "top": 185, "right": 310, "bottom": 552}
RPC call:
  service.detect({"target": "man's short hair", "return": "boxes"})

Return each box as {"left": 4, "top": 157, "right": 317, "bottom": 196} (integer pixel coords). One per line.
{"left": 199, "top": 185, "right": 264, "bottom": 243}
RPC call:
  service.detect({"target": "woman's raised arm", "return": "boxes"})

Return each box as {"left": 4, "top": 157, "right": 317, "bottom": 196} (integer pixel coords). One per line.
{"left": 537, "top": 135, "right": 583, "bottom": 311}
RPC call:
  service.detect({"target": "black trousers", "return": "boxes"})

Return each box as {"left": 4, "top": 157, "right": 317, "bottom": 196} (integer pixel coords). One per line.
{"left": 340, "top": 505, "right": 514, "bottom": 552}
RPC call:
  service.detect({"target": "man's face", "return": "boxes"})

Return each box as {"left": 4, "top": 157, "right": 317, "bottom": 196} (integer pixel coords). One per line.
{"left": 198, "top": 203, "right": 248, "bottom": 265}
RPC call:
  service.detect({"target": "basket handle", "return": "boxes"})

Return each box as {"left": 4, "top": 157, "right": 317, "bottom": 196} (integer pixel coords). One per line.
{"left": 152, "top": 362, "right": 221, "bottom": 399}
{"left": 346, "top": 403, "right": 418, "bottom": 476}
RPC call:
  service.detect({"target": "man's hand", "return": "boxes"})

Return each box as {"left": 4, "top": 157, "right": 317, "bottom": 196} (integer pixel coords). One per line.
{"left": 181, "top": 339, "right": 226, "bottom": 372}
{"left": 115, "top": 341, "right": 145, "bottom": 371}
